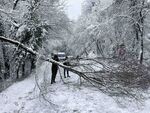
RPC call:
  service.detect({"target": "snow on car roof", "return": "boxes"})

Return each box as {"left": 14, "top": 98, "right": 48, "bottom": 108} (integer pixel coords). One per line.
{"left": 57, "top": 52, "right": 65, "bottom": 54}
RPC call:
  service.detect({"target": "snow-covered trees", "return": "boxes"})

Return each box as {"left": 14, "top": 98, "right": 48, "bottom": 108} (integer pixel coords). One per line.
{"left": 0, "top": 0, "right": 71, "bottom": 88}
{"left": 72, "top": 0, "right": 150, "bottom": 63}
{"left": 1, "top": 0, "right": 150, "bottom": 106}
{"left": 71, "top": 0, "right": 113, "bottom": 57}
{"left": 66, "top": 0, "right": 150, "bottom": 97}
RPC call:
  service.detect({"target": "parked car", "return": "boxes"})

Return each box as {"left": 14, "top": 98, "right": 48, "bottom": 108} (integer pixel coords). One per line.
{"left": 57, "top": 52, "right": 66, "bottom": 60}
{"left": 51, "top": 52, "right": 66, "bottom": 61}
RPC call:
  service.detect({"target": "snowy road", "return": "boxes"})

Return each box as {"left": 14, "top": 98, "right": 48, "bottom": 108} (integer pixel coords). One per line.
{"left": 0, "top": 62, "right": 150, "bottom": 113}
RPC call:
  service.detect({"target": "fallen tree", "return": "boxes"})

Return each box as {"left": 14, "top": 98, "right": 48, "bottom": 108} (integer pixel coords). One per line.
{"left": 0, "top": 36, "right": 103, "bottom": 85}
{"left": 0, "top": 36, "right": 150, "bottom": 102}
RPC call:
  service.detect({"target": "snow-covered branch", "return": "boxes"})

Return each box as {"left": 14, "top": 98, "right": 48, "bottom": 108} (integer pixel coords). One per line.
{"left": 0, "top": 36, "right": 93, "bottom": 82}
{"left": 0, "top": 36, "right": 38, "bottom": 55}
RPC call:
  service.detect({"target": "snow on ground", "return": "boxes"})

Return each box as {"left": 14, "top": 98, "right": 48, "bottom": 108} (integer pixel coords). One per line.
{"left": 0, "top": 62, "right": 150, "bottom": 113}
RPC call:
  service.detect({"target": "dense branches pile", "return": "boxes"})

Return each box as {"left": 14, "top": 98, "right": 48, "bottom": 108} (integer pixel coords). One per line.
{"left": 71, "top": 56, "right": 150, "bottom": 100}
{"left": 113, "top": 59, "right": 150, "bottom": 89}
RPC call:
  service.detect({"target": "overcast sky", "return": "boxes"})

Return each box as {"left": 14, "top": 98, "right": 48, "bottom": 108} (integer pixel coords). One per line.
{"left": 66, "top": 0, "right": 150, "bottom": 20}
{"left": 65, "top": 0, "right": 118, "bottom": 20}
{"left": 65, "top": 0, "right": 83, "bottom": 20}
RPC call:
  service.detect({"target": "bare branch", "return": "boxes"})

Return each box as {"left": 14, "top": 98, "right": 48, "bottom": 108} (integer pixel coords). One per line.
{"left": 13, "top": 0, "right": 19, "bottom": 10}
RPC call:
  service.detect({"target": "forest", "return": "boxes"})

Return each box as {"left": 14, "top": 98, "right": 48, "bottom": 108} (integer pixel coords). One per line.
{"left": 1, "top": 0, "right": 150, "bottom": 113}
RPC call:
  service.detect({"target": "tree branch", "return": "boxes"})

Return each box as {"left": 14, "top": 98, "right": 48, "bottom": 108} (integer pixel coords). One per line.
{"left": 0, "top": 36, "right": 38, "bottom": 55}
{"left": 13, "top": 0, "right": 20, "bottom": 10}
{"left": 0, "top": 36, "right": 90, "bottom": 80}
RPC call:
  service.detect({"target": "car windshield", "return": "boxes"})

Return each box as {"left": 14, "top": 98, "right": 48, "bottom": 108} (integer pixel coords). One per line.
{"left": 58, "top": 54, "right": 65, "bottom": 57}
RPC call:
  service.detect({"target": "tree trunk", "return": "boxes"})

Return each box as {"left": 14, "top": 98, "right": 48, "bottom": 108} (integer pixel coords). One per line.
{"left": 139, "top": 0, "right": 145, "bottom": 64}
{"left": 0, "top": 41, "right": 5, "bottom": 80}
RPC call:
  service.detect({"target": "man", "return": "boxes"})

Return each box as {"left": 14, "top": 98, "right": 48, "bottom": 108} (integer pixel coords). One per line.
{"left": 63, "top": 56, "right": 70, "bottom": 78}
{"left": 51, "top": 54, "right": 59, "bottom": 84}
